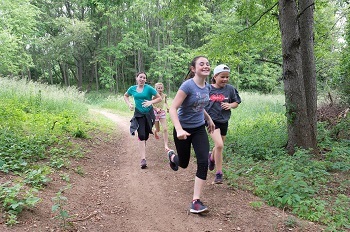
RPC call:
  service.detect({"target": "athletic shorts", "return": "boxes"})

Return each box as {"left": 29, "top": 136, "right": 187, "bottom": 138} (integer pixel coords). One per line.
{"left": 214, "top": 121, "right": 229, "bottom": 136}
{"left": 154, "top": 109, "right": 166, "bottom": 121}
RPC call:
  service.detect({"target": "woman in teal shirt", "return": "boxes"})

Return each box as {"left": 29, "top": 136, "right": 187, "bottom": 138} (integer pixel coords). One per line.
{"left": 124, "top": 72, "right": 162, "bottom": 169}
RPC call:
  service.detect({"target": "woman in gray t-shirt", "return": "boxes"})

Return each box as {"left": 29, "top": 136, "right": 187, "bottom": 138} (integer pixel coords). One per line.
{"left": 168, "top": 56, "right": 215, "bottom": 214}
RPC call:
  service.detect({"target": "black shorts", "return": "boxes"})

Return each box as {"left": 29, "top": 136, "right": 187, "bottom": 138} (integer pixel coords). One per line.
{"left": 214, "top": 121, "right": 229, "bottom": 136}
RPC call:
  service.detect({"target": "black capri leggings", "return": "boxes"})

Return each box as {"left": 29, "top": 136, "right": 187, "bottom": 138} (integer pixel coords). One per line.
{"left": 173, "top": 124, "right": 209, "bottom": 180}
{"left": 136, "top": 116, "right": 151, "bottom": 141}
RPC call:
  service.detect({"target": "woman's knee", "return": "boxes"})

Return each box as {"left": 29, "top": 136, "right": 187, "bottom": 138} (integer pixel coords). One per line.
{"left": 215, "top": 141, "right": 224, "bottom": 150}
{"left": 196, "top": 162, "right": 208, "bottom": 180}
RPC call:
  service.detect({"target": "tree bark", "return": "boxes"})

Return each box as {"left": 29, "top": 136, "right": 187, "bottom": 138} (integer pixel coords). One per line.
{"left": 299, "top": 0, "right": 318, "bottom": 153}
{"left": 279, "top": 0, "right": 313, "bottom": 154}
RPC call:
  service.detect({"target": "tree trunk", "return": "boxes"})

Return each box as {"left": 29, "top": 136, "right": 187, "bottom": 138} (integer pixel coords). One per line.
{"left": 48, "top": 62, "right": 53, "bottom": 85}
{"left": 95, "top": 61, "right": 99, "bottom": 91}
{"left": 138, "top": 49, "right": 143, "bottom": 72}
{"left": 75, "top": 57, "right": 83, "bottom": 91}
{"left": 59, "top": 62, "right": 66, "bottom": 85}
{"left": 87, "top": 63, "right": 94, "bottom": 93}
{"left": 279, "top": 0, "right": 313, "bottom": 154}
{"left": 299, "top": 0, "right": 318, "bottom": 153}
{"left": 27, "top": 67, "right": 31, "bottom": 81}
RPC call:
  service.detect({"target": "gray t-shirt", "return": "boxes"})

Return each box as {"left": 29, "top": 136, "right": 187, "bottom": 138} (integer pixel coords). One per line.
{"left": 205, "top": 84, "right": 241, "bottom": 123}
{"left": 178, "top": 79, "right": 210, "bottom": 128}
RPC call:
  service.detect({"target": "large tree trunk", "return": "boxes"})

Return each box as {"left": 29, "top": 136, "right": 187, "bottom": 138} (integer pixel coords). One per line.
{"left": 299, "top": 0, "right": 318, "bottom": 153}
{"left": 279, "top": 0, "right": 313, "bottom": 154}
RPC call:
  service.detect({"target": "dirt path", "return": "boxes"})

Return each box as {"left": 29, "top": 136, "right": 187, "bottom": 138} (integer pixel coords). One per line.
{"left": 1, "top": 110, "right": 323, "bottom": 232}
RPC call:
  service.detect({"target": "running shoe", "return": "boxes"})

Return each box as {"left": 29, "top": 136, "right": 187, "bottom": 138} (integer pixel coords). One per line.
{"left": 140, "top": 159, "right": 147, "bottom": 169}
{"left": 190, "top": 199, "right": 209, "bottom": 214}
{"left": 208, "top": 152, "right": 215, "bottom": 171}
{"left": 214, "top": 172, "right": 223, "bottom": 184}
{"left": 168, "top": 150, "right": 179, "bottom": 171}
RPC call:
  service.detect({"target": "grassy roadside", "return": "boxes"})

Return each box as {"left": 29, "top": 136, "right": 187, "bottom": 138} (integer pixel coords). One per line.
{"left": 0, "top": 78, "right": 106, "bottom": 225}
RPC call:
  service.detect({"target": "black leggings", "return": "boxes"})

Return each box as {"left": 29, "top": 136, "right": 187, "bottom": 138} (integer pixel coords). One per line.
{"left": 173, "top": 124, "right": 209, "bottom": 180}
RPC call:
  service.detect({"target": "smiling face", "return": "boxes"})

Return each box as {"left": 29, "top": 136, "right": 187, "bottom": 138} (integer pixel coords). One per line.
{"left": 213, "top": 71, "right": 230, "bottom": 88}
{"left": 192, "top": 57, "right": 211, "bottom": 77}
{"left": 155, "top": 83, "right": 164, "bottom": 93}
{"left": 136, "top": 72, "right": 147, "bottom": 86}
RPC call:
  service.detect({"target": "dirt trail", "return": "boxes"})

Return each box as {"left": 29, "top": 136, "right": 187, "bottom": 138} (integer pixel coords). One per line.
{"left": 1, "top": 110, "right": 323, "bottom": 232}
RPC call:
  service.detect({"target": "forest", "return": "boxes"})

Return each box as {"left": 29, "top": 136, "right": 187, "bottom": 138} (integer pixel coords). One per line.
{"left": 0, "top": 0, "right": 348, "bottom": 96}
{"left": 1, "top": 0, "right": 350, "bottom": 231}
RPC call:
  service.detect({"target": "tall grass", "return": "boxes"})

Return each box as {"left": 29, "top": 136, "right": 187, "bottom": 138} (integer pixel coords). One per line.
{"left": 234, "top": 92, "right": 285, "bottom": 116}
{"left": 226, "top": 92, "right": 287, "bottom": 159}
{"left": 86, "top": 90, "right": 132, "bottom": 117}
{"left": 0, "top": 77, "right": 87, "bottom": 114}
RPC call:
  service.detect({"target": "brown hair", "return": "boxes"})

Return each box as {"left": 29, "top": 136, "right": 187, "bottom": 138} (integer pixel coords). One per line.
{"left": 184, "top": 56, "right": 208, "bottom": 80}
{"left": 136, "top": 72, "right": 147, "bottom": 78}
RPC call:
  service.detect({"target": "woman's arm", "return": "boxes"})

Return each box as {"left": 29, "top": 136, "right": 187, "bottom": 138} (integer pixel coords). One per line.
{"left": 124, "top": 93, "right": 134, "bottom": 111}
{"left": 169, "top": 90, "right": 191, "bottom": 140}
{"left": 204, "top": 110, "right": 215, "bottom": 133}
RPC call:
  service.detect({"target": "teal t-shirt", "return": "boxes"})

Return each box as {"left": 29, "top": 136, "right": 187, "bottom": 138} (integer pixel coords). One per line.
{"left": 126, "top": 84, "right": 158, "bottom": 113}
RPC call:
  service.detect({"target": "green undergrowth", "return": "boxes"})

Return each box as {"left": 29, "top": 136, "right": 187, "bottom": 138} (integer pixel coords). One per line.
{"left": 0, "top": 77, "right": 98, "bottom": 225}
{"left": 223, "top": 93, "right": 350, "bottom": 231}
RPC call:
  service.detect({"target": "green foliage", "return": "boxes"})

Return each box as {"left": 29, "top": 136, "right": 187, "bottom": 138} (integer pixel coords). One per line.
{"left": 0, "top": 182, "right": 40, "bottom": 225}
{"left": 227, "top": 146, "right": 349, "bottom": 230}
{"left": 223, "top": 92, "right": 350, "bottom": 231}
{"left": 0, "top": 0, "right": 39, "bottom": 74}
{"left": 0, "top": 78, "right": 93, "bottom": 225}
{"left": 249, "top": 201, "right": 263, "bottom": 210}
{"left": 23, "top": 167, "right": 52, "bottom": 189}
{"left": 225, "top": 92, "right": 287, "bottom": 160}
{"left": 253, "top": 151, "right": 327, "bottom": 208}
{"left": 74, "top": 166, "right": 85, "bottom": 176}
{"left": 284, "top": 216, "right": 297, "bottom": 228}
{"left": 0, "top": 0, "right": 348, "bottom": 106}
{"left": 52, "top": 185, "right": 72, "bottom": 229}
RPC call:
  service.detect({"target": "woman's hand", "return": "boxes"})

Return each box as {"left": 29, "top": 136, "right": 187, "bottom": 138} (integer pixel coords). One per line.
{"left": 176, "top": 128, "right": 191, "bottom": 140}
{"left": 206, "top": 118, "right": 215, "bottom": 134}
{"left": 221, "top": 102, "right": 231, "bottom": 110}
{"left": 142, "top": 100, "right": 152, "bottom": 107}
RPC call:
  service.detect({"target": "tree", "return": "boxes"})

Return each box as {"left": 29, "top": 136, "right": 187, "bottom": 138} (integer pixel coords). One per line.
{"left": 0, "top": 0, "right": 39, "bottom": 76}
{"left": 279, "top": 0, "right": 317, "bottom": 154}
